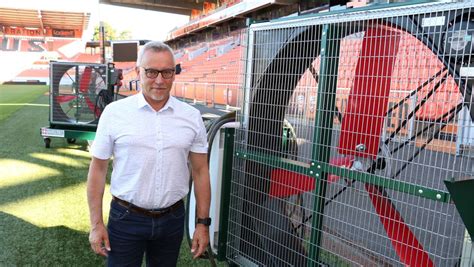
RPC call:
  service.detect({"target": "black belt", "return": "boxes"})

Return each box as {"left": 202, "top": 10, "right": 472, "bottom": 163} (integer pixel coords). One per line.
{"left": 112, "top": 196, "right": 183, "bottom": 218}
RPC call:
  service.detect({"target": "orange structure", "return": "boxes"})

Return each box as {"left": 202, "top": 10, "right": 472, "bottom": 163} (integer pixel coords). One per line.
{"left": 0, "top": 6, "right": 94, "bottom": 83}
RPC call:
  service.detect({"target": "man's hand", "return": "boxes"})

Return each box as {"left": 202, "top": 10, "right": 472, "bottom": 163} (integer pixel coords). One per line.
{"left": 189, "top": 152, "right": 211, "bottom": 259}
{"left": 191, "top": 224, "right": 210, "bottom": 259}
{"left": 87, "top": 157, "right": 109, "bottom": 257}
{"left": 89, "top": 222, "right": 111, "bottom": 257}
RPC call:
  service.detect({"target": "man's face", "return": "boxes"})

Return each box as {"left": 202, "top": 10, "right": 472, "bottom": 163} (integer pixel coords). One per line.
{"left": 138, "top": 50, "right": 175, "bottom": 106}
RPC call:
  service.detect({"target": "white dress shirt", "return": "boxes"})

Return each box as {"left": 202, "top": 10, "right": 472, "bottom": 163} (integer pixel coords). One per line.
{"left": 90, "top": 93, "right": 208, "bottom": 209}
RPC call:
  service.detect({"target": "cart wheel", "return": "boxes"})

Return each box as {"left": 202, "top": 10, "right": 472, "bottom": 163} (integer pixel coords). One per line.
{"left": 66, "top": 138, "right": 76, "bottom": 144}
{"left": 44, "top": 138, "right": 51, "bottom": 148}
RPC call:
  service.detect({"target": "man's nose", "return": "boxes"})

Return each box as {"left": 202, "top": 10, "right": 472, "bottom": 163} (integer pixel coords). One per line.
{"left": 153, "top": 73, "right": 164, "bottom": 83}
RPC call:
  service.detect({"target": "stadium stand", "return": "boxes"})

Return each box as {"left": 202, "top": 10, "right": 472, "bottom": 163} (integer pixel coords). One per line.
{"left": 2, "top": 0, "right": 457, "bottom": 123}
{"left": 171, "top": 35, "right": 243, "bottom": 106}
{"left": 163, "top": 0, "right": 327, "bottom": 108}
{"left": 2, "top": 0, "right": 457, "bottom": 120}
{"left": 0, "top": 6, "right": 92, "bottom": 84}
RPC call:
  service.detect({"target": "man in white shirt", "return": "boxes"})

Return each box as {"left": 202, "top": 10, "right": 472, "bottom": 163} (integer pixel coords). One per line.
{"left": 87, "top": 41, "right": 211, "bottom": 266}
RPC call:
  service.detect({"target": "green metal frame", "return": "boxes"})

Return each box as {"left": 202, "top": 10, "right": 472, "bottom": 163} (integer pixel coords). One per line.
{"left": 444, "top": 179, "right": 474, "bottom": 239}
{"left": 233, "top": 151, "right": 450, "bottom": 203}
{"left": 230, "top": 1, "right": 462, "bottom": 264}
{"left": 63, "top": 129, "right": 96, "bottom": 140}
{"left": 217, "top": 128, "right": 235, "bottom": 261}
{"left": 307, "top": 24, "right": 340, "bottom": 266}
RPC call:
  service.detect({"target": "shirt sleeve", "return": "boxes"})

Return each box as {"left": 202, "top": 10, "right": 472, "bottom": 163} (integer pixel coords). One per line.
{"left": 90, "top": 105, "right": 114, "bottom": 160}
{"left": 190, "top": 112, "right": 208, "bottom": 154}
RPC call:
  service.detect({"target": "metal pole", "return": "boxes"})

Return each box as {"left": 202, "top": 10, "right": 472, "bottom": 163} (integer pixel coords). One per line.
{"left": 308, "top": 24, "right": 340, "bottom": 266}
{"left": 99, "top": 21, "right": 105, "bottom": 64}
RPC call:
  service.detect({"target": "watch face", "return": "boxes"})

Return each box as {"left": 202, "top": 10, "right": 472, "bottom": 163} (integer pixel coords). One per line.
{"left": 197, "top": 217, "right": 211, "bottom": 226}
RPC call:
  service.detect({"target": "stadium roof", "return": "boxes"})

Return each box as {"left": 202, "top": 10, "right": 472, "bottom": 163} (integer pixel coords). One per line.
{"left": 0, "top": 7, "right": 90, "bottom": 31}
{"left": 99, "top": 0, "right": 217, "bottom": 16}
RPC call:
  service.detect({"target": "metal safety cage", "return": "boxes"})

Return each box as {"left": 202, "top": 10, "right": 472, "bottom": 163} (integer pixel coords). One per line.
{"left": 227, "top": 1, "right": 474, "bottom": 266}
{"left": 49, "top": 61, "right": 112, "bottom": 130}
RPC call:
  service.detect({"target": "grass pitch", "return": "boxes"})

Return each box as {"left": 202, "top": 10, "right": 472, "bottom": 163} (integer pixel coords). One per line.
{"left": 0, "top": 84, "right": 48, "bottom": 122}
{"left": 0, "top": 85, "right": 225, "bottom": 266}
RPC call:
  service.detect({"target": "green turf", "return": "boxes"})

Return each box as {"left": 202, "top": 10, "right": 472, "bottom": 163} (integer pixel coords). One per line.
{"left": 0, "top": 85, "right": 227, "bottom": 266}
{"left": 0, "top": 84, "right": 48, "bottom": 122}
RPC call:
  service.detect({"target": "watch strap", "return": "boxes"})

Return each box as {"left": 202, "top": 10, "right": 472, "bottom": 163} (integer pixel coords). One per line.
{"left": 196, "top": 217, "right": 212, "bottom": 226}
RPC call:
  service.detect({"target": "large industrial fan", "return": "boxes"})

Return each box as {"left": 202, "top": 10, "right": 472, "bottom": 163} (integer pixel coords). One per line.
{"left": 41, "top": 61, "right": 122, "bottom": 148}
{"left": 227, "top": 1, "right": 474, "bottom": 267}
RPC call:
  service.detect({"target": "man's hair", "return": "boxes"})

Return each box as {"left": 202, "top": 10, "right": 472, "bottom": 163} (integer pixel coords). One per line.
{"left": 136, "top": 41, "right": 175, "bottom": 66}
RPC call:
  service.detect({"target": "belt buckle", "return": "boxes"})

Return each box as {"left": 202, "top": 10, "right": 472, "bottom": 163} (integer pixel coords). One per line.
{"left": 149, "top": 210, "right": 165, "bottom": 216}
{"left": 148, "top": 207, "right": 169, "bottom": 217}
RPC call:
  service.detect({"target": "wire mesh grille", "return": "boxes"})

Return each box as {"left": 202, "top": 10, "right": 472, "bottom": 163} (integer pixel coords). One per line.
{"left": 49, "top": 62, "right": 109, "bottom": 127}
{"left": 228, "top": 2, "right": 474, "bottom": 266}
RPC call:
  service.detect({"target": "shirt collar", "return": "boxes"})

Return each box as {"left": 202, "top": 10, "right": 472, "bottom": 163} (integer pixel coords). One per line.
{"left": 137, "top": 92, "right": 175, "bottom": 112}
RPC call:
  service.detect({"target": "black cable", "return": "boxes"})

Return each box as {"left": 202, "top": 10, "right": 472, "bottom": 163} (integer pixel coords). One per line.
{"left": 185, "top": 111, "right": 236, "bottom": 266}
{"left": 206, "top": 112, "right": 236, "bottom": 161}
{"left": 94, "top": 89, "right": 113, "bottom": 120}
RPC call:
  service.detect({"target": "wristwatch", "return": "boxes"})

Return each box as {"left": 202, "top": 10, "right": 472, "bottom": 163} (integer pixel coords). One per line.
{"left": 196, "top": 217, "right": 212, "bottom": 226}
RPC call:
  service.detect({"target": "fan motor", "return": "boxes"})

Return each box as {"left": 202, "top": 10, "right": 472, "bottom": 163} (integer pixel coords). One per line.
{"left": 443, "top": 20, "right": 474, "bottom": 59}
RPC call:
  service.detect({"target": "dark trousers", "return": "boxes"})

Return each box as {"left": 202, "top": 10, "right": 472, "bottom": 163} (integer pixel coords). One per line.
{"left": 106, "top": 200, "right": 185, "bottom": 267}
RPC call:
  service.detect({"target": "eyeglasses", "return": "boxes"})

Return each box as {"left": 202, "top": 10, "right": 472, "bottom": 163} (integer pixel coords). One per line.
{"left": 141, "top": 67, "right": 175, "bottom": 79}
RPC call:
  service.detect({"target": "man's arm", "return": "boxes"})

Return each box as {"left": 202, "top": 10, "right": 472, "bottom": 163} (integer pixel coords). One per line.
{"left": 189, "top": 152, "right": 211, "bottom": 259}
{"left": 87, "top": 156, "right": 110, "bottom": 257}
